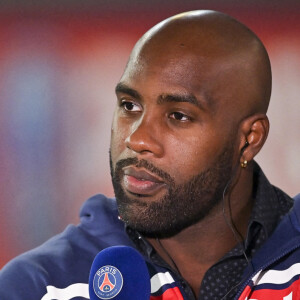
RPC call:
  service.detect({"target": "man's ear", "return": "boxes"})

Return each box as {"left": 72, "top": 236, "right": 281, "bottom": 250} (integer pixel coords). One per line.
{"left": 239, "top": 114, "right": 269, "bottom": 163}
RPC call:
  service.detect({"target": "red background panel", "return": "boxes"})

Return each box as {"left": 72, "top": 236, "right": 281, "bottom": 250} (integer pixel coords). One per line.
{"left": 0, "top": 2, "right": 299, "bottom": 268}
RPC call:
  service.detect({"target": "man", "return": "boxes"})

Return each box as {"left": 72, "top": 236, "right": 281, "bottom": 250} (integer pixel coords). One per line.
{"left": 0, "top": 10, "right": 299, "bottom": 300}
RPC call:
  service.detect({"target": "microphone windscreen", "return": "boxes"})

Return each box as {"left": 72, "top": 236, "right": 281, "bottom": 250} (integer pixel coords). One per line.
{"left": 89, "top": 246, "right": 151, "bottom": 300}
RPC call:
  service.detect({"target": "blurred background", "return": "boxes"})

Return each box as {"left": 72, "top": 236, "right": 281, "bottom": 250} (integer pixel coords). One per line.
{"left": 0, "top": 0, "right": 299, "bottom": 268}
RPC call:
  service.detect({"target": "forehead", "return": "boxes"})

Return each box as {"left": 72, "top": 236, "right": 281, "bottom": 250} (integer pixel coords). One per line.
{"left": 121, "top": 48, "right": 238, "bottom": 112}
{"left": 121, "top": 56, "right": 213, "bottom": 113}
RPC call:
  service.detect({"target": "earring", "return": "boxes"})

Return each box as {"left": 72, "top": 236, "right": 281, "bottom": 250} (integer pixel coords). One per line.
{"left": 241, "top": 160, "right": 248, "bottom": 168}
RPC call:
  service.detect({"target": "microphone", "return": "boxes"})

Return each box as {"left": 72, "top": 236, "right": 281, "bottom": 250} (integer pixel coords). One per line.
{"left": 89, "top": 246, "right": 151, "bottom": 300}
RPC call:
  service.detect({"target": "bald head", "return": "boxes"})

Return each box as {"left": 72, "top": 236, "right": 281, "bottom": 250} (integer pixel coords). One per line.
{"left": 124, "top": 10, "right": 272, "bottom": 119}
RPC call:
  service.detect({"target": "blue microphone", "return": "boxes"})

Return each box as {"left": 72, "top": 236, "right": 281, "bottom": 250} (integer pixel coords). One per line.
{"left": 89, "top": 246, "right": 151, "bottom": 300}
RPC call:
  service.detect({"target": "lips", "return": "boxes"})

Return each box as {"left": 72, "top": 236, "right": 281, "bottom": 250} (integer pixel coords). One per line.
{"left": 122, "top": 167, "right": 166, "bottom": 196}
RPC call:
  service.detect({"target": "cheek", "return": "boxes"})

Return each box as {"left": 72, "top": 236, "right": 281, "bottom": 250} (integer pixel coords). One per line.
{"left": 163, "top": 135, "right": 217, "bottom": 183}
{"left": 110, "top": 113, "right": 127, "bottom": 163}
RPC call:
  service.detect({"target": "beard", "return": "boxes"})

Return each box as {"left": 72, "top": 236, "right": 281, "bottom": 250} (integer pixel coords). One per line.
{"left": 110, "top": 144, "right": 234, "bottom": 238}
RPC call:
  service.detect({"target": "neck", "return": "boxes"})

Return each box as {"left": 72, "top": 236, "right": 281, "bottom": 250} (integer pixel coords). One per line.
{"left": 147, "top": 165, "right": 254, "bottom": 298}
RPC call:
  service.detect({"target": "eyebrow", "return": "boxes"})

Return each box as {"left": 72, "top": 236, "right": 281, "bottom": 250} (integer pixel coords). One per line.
{"left": 115, "top": 83, "right": 142, "bottom": 100}
{"left": 157, "top": 94, "right": 204, "bottom": 110}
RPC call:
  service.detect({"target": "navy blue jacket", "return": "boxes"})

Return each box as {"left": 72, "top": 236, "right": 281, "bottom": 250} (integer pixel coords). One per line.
{"left": 0, "top": 193, "right": 300, "bottom": 300}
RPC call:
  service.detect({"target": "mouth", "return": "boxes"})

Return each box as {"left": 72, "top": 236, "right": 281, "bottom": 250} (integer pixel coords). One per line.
{"left": 122, "top": 166, "right": 166, "bottom": 196}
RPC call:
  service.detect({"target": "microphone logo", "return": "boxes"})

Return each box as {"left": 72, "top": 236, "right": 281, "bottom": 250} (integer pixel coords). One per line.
{"left": 93, "top": 265, "right": 123, "bottom": 299}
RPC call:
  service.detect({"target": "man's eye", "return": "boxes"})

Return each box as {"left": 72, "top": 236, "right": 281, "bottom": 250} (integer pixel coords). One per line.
{"left": 170, "top": 112, "right": 191, "bottom": 121}
{"left": 121, "top": 101, "right": 141, "bottom": 112}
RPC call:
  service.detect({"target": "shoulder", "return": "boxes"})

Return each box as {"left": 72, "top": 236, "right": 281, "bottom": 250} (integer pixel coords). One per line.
{"left": 245, "top": 195, "right": 300, "bottom": 298}
{"left": 0, "top": 194, "right": 133, "bottom": 299}
{"left": 293, "top": 193, "right": 300, "bottom": 203}
{"left": 251, "top": 193, "right": 300, "bottom": 268}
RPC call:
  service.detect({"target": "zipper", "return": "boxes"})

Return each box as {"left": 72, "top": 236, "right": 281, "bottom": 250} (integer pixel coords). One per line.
{"left": 234, "top": 242, "right": 300, "bottom": 300}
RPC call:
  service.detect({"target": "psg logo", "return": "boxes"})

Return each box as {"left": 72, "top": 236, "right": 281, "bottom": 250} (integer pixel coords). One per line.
{"left": 93, "top": 265, "right": 123, "bottom": 299}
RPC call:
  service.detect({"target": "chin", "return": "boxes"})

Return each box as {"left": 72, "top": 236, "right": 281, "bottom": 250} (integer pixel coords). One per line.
{"left": 118, "top": 202, "right": 202, "bottom": 239}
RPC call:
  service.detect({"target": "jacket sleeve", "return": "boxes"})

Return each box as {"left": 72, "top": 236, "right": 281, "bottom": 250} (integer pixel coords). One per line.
{"left": 0, "top": 195, "right": 130, "bottom": 300}
{"left": 294, "top": 193, "right": 300, "bottom": 202}
{"left": 0, "top": 252, "right": 48, "bottom": 300}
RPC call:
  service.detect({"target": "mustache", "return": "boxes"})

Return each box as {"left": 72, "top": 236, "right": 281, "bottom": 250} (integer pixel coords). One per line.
{"left": 114, "top": 157, "right": 174, "bottom": 186}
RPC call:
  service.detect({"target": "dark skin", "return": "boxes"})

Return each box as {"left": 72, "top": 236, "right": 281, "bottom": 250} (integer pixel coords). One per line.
{"left": 110, "top": 10, "right": 271, "bottom": 298}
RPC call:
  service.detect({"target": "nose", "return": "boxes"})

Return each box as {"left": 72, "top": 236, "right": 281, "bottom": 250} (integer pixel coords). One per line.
{"left": 125, "top": 114, "right": 164, "bottom": 157}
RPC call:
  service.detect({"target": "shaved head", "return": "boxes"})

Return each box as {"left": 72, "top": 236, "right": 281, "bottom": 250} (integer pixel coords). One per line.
{"left": 125, "top": 10, "right": 271, "bottom": 121}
